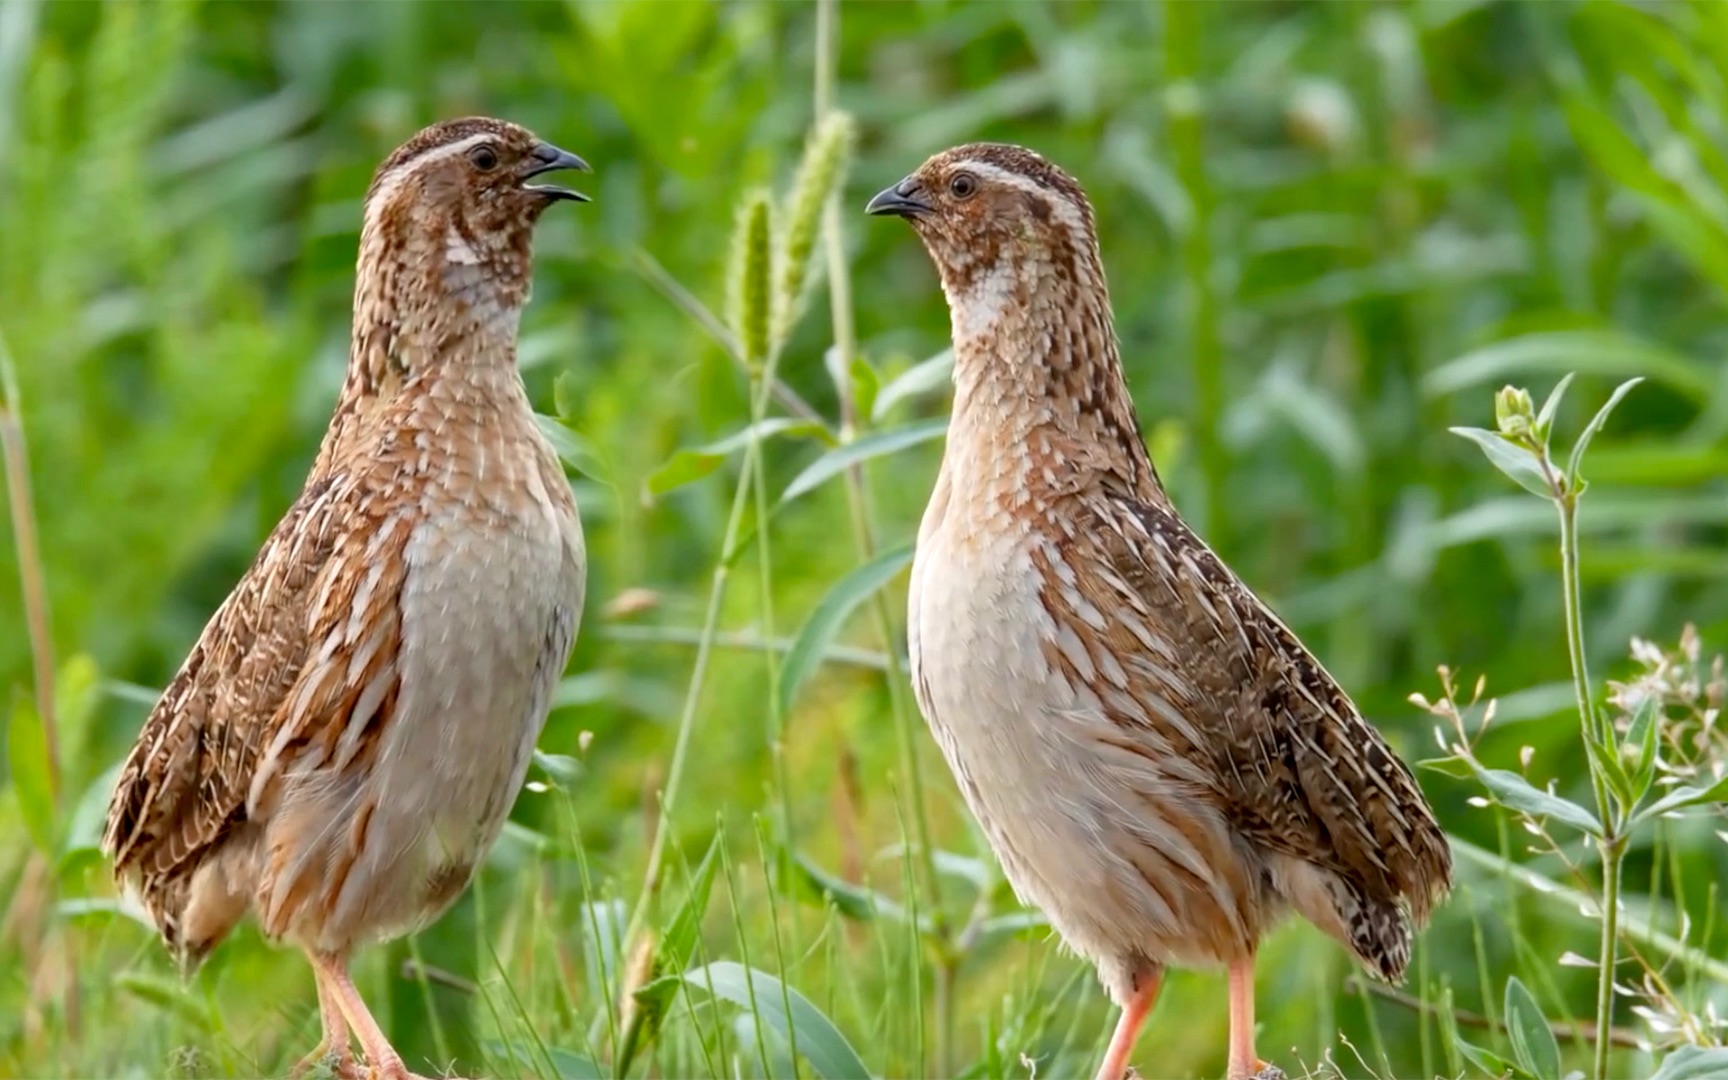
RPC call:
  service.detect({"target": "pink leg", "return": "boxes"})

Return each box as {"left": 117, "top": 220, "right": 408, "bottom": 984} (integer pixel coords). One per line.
{"left": 1226, "top": 956, "right": 1270, "bottom": 1080}
{"left": 1093, "top": 968, "right": 1164, "bottom": 1080}
{"left": 292, "top": 963, "right": 358, "bottom": 1079}
{"left": 307, "top": 950, "right": 422, "bottom": 1080}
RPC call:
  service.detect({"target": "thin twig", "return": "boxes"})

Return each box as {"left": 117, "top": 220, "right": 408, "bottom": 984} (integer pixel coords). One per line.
{"left": 630, "top": 248, "right": 828, "bottom": 429}
{"left": 813, "top": 3, "right": 946, "bottom": 1071}
{"left": 600, "top": 623, "right": 891, "bottom": 671}
{"left": 1357, "top": 978, "right": 1643, "bottom": 1050}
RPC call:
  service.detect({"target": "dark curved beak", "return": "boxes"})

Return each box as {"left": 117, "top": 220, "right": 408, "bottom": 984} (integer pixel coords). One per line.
{"left": 522, "top": 141, "right": 592, "bottom": 203}
{"left": 865, "top": 177, "right": 931, "bottom": 218}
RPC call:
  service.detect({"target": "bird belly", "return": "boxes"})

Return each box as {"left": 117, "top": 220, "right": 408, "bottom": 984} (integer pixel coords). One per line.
{"left": 283, "top": 502, "right": 583, "bottom": 953}
{"left": 910, "top": 528, "right": 1263, "bottom": 1000}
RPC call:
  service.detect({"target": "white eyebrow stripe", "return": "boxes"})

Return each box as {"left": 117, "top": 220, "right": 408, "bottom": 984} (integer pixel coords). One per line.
{"left": 367, "top": 132, "right": 496, "bottom": 211}
{"left": 952, "top": 159, "right": 1089, "bottom": 235}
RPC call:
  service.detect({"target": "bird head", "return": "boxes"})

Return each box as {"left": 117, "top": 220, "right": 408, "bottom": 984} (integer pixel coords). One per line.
{"left": 865, "top": 142, "right": 1103, "bottom": 324}
{"left": 359, "top": 117, "right": 590, "bottom": 306}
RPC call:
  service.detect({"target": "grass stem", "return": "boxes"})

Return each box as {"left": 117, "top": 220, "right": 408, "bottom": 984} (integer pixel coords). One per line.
{"left": 0, "top": 324, "right": 59, "bottom": 806}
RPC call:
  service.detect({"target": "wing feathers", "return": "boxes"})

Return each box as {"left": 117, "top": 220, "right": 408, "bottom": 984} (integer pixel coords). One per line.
{"left": 1087, "top": 493, "right": 1450, "bottom": 921}
{"left": 102, "top": 469, "right": 411, "bottom": 941}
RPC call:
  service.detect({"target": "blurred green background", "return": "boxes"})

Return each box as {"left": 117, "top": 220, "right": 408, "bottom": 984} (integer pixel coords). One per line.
{"left": 3, "top": 0, "right": 1728, "bottom": 1077}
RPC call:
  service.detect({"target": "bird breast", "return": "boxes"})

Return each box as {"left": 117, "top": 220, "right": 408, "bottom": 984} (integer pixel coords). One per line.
{"left": 287, "top": 384, "right": 584, "bottom": 951}
{"left": 391, "top": 411, "right": 582, "bottom": 843}
{"left": 908, "top": 474, "right": 1265, "bottom": 994}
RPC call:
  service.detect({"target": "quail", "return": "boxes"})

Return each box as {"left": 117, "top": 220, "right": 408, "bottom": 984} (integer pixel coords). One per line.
{"left": 867, "top": 144, "right": 1450, "bottom": 1080}
{"left": 103, "top": 117, "right": 590, "bottom": 1080}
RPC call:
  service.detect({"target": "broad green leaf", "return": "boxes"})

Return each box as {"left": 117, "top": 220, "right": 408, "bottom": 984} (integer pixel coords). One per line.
{"left": 682, "top": 962, "right": 872, "bottom": 1080}
{"left": 871, "top": 348, "right": 953, "bottom": 423}
{"left": 1450, "top": 426, "right": 1554, "bottom": 499}
{"left": 1565, "top": 377, "right": 1643, "bottom": 485}
{"left": 1503, "top": 976, "right": 1560, "bottom": 1079}
{"left": 545, "top": 1047, "right": 605, "bottom": 1080}
{"left": 1424, "top": 330, "right": 1710, "bottom": 402}
{"left": 647, "top": 418, "right": 826, "bottom": 496}
{"left": 1651, "top": 1046, "right": 1728, "bottom": 1080}
{"left": 780, "top": 420, "right": 947, "bottom": 505}
{"left": 777, "top": 545, "right": 912, "bottom": 717}
{"left": 1634, "top": 771, "right": 1728, "bottom": 825}
{"left": 1471, "top": 765, "right": 1602, "bottom": 837}
{"left": 1418, "top": 756, "right": 1476, "bottom": 780}
{"left": 8, "top": 695, "right": 55, "bottom": 853}
{"left": 732, "top": 1011, "right": 797, "bottom": 1080}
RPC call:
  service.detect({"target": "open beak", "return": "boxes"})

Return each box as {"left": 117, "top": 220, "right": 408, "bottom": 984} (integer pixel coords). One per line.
{"left": 522, "top": 141, "right": 592, "bottom": 203}
{"left": 865, "top": 177, "right": 932, "bottom": 218}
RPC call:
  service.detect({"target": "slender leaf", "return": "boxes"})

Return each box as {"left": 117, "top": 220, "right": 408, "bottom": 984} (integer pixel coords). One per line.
{"left": 1424, "top": 331, "right": 1710, "bottom": 401}
{"left": 1628, "top": 697, "right": 1660, "bottom": 808}
{"left": 780, "top": 420, "right": 947, "bottom": 505}
{"left": 777, "top": 545, "right": 912, "bottom": 716}
{"left": 116, "top": 971, "right": 213, "bottom": 1031}
{"left": 1565, "top": 377, "right": 1643, "bottom": 484}
{"left": 485, "top": 1041, "right": 603, "bottom": 1080}
{"left": 621, "top": 834, "right": 722, "bottom": 1073}
{"left": 1635, "top": 772, "right": 1728, "bottom": 824}
{"left": 849, "top": 355, "right": 879, "bottom": 425}
{"left": 871, "top": 349, "right": 953, "bottom": 422}
{"left": 1584, "top": 721, "right": 1634, "bottom": 821}
{"left": 648, "top": 418, "right": 827, "bottom": 496}
{"left": 660, "top": 833, "right": 723, "bottom": 974}
{"left": 7, "top": 695, "right": 54, "bottom": 853}
{"left": 1534, "top": 372, "right": 1574, "bottom": 443}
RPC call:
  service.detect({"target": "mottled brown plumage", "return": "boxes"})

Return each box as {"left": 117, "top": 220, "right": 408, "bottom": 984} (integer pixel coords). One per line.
{"left": 103, "top": 117, "right": 591, "bottom": 1080}
{"left": 868, "top": 143, "right": 1449, "bottom": 1080}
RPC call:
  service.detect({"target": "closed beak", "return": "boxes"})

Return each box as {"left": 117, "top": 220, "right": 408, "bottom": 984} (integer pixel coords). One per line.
{"left": 865, "top": 178, "right": 931, "bottom": 218}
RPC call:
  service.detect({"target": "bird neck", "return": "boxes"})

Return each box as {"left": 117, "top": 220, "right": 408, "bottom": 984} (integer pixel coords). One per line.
{"left": 944, "top": 260, "right": 1157, "bottom": 500}
{"left": 318, "top": 224, "right": 532, "bottom": 463}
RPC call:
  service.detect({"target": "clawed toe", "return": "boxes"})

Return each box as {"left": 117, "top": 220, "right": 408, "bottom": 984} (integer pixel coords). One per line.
{"left": 291, "top": 1049, "right": 362, "bottom": 1080}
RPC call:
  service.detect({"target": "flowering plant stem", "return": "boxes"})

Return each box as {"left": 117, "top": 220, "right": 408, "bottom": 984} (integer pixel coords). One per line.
{"left": 1554, "top": 482, "right": 1622, "bottom": 1080}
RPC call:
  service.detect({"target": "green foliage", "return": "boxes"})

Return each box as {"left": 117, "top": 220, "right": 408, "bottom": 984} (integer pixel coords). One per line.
{"left": 5, "top": 1, "right": 1728, "bottom": 1079}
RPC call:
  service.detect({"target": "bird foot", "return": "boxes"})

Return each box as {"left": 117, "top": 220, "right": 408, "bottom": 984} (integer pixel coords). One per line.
{"left": 293, "top": 1049, "right": 363, "bottom": 1080}
{"left": 1248, "top": 1062, "right": 1285, "bottom": 1080}
{"left": 364, "top": 1065, "right": 439, "bottom": 1080}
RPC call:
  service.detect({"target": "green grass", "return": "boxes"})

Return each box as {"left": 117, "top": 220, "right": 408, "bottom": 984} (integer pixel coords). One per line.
{"left": 4, "top": 1, "right": 1728, "bottom": 1077}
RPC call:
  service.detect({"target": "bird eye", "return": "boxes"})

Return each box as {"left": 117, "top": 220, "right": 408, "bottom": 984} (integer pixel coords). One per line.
{"left": 948, "top": 172, "right": 978, "bottom": 200}
{"left": 469, "top": 144, "right": 500, "bottom": 171}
